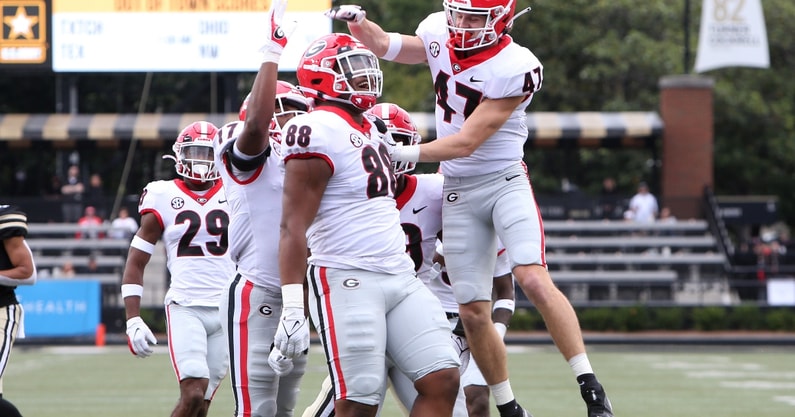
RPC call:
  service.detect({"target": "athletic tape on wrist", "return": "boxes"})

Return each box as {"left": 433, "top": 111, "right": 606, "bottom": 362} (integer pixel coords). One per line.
{"left": 394, "top": 145, "right": 421, "bottom": 163}
{"left": 494, "top": 322, "right": 508, "bottom": 339}
{"left": 493, "top": 298, "right": 515, "bottom": 313}
{"left": 121, "top": 284, "right": 144, "bottom": 298}
{"left": 261, "top": 50, "right": 282, "bottom": 64}
{"left": 281, "top": 283, "right": 304, "bottom": 310}
{"left": 381, "top": 32, "right": 403, "bottom": 61}
{"left": 130, "top": 235, "right": 155, "bottom": 255}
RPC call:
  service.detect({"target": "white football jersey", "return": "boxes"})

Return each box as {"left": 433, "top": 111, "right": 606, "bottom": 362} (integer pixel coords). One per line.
{"left": 213, "top": 130, "right": 284, "bottom": 288}
{"left": 138, "top": 179, "right": 235, "bottom": 306}
{"left": 281, "top": 108, "right": 414, "bottom": 275}
{"left": 416, "top": 12, "right": 544, "bottom": 177}
{"left": 396, "top": 173, "right": 444, "bottom": 281}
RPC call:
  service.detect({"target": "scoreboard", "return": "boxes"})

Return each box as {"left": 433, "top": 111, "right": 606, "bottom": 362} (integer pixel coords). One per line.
{"left": 48, "top": 0, "right": 331, "bottom": 72}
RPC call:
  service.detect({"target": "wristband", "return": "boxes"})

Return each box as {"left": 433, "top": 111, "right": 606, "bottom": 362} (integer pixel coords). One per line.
{"left": 281, "top": 283, "right": 304, "bottom": 310}
{"left": 262, "top": 51, "right": 282, "bottom": 64}
{"left": 381, "top": 32, "right": 403, "bottom": 61}
{"left": 493, "top": 298, "right": 515, "bottom": 314}
{"left": 435, "top": 241, "right": 444, "bottom": 256}
{"left": 494, "top": 322, "right": 508, "bottom": 339}
{"left": 393, "top": 145, "right": 421, "bottom": 163}
{"left": 130, "top": 235, "right": 155, "bottom": 255}
{"left": 121, "top": 284, "right": 144, "bottom": 298}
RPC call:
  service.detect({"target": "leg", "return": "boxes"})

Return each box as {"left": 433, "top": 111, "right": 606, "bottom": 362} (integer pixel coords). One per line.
{"left": 308, "top": 267, "right": 389, "bottom": 417}
{"left": 334, "top": 399, "right": 378, "bottom": 417}
{"left": 464, "top": 385, "right": 491, "bottom": 417}
{"left": 461, "top": 351, "right": 491, "bottom": 417}
{"left": 171, "top": 377, "right": 210, "bottom": 417}
{"left": 411, "top": 368, "right": 460, "bottom": 417}
{"left": 458, "top": 301, "right": 508, "bottom": 384}
{"left": 385, "top": 275, "right": 461, "bottom": 417}
{"left": 513, "top": 265, "right": 585, "bottom": 360}
{"left": 165, "top": 304, "right": 214, "bottom": 417}
{"left": 0, "top": 305, "right": 23, "bottom": 417}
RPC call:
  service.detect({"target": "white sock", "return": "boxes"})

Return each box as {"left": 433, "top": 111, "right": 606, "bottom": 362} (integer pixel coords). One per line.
{"left": 490, "top": 380, "right": 515, "bottom": 406}
{"left": 568, "top": 353, "right": 594, "bottom": 377}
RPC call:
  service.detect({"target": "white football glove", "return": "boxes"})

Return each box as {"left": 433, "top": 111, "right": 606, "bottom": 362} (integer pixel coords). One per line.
{"left": 273, "top": 306, "right": 310, "bottom": 358}
{"left": 268, "top": 346, "right": 295, "bottom": 376}
{"left": 324, "top": 5, "right": 366, "bottom": 24}
{"left": 451, "top": 333, "right": 470, "bottom": 373}
{"left": 126, "top": 316, "right": 157, "bottom": 358}
{"left": 260, "top": 0, "right": 290, "bottom": 63}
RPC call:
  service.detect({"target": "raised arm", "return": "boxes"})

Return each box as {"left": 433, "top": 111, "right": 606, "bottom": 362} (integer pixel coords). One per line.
{"left": 326, "top": 4, "right": 427, "bottom": 64}
{"left": 236, "top": 0, "right": 290, "bottom": 156}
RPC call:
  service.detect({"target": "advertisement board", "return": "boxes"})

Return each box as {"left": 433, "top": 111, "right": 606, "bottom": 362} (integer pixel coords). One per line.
{"left": 0, "top": 0, "right": 51, "bottom": 69}
{"left": 52, "top": 0, "right": 331, "bottom": 72}
{"left": 16, "top": 279, "right": 101, "bottom": 338}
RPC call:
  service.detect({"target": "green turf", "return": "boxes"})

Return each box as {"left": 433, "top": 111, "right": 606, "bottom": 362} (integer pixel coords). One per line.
{"left": 5, "top": 344, "right": 794, "bottom": 417}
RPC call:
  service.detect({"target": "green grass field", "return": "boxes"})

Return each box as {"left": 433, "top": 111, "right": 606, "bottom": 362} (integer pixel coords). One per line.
{"left": 5, "top": 344, "right": 795, "bottom": 417}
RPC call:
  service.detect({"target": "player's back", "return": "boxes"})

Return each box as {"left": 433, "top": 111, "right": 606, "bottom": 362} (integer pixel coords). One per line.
{"left": 281, "top": 109, "right": 413, "bottom": 275}
{"left": 139, "top": 179, "right": 235, "bottom": 306}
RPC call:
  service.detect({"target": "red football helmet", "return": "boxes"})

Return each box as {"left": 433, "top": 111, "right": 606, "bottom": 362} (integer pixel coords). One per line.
{"left": 297, "top": 33, "right": 382, "bottom": 111}
{"left": 238, "top": 81, "right": 311, "bottom": 136}
{"left": 168, "top": 121, "right": 219, "bottom": 182}
{"left": 367, "top": 103, "right": 421, "bottom": 175}
{"left": 443, "top": 0, "right": 517, "bottom": 51}
{"left": 273, "top": 80, "right": 311, "bottom": 131}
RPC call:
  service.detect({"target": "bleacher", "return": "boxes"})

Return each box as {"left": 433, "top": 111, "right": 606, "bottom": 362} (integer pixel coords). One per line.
{"left": 26, "top": 223, "right": 170, "bottom": 310}
{"left": 529, "top": 219, "right": 731, "bottom": 306}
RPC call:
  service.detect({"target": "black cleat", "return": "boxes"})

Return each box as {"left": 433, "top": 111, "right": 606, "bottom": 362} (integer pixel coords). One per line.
{"left": 581, "top": 382, "right": 614, "bottom": 417}
{"left": 497, "top": 400, "right": 534, "bottom": 417}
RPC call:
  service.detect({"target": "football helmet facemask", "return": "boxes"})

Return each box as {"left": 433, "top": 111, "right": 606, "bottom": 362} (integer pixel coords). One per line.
{"left": 367, "top": 103, "right": 421, "bottom": 175}
{"left": 297, "top": 33, "right": 382, "bottom": 111}
{"left": 168, "top": 121, "right": 220, "bottom": 182}
{"left": 443, "top": 0, "right": 517, "bottom": 51}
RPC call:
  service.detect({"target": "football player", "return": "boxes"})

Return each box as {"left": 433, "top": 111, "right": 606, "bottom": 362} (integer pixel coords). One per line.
{"left": 213, "top": 2, "right": 313, "bottom": 413}
{"left": 277, "top": 34, "right": 460, "bottom": 417}
{"left": 326, "top": 2, "right": 614, "bottom": 417}
{"left": 303, "top": 103, "right": 517, "bottom": 417}
{"left": 120, "top": 119, "right": 235, "bottom": 417}
{"left": 0, "top": 204, "right": 37, "bottom": 417}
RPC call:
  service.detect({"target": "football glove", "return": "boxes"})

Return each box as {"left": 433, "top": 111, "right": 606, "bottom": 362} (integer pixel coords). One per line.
{"left": 451, "top": 332, "right": 470, "bottom": 372}
{"left": 324, "top": 5, "right": 366, "bottom": 24}
{"left": 268, "top": 346, "right": 295, "bottom": 376}
{"left": 260, "top": 0, "right": 290, "bottom": 63}
{"left": 273, "top": 306, "right": 310, "bottom": 358}
{"left": 126, "top": 316, "right": 157, "bottom": 358}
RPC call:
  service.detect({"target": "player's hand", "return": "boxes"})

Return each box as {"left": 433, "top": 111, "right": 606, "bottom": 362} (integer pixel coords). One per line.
{"left": 382, "top": 130, "right": 400, "bottom": 160}
{"left": 268, "top": 346, "right": 295, "bottom": 376}
{"left": 324, "top": 5, "right": 366, "bottom": 24}
{"left": 260, "top": 0, "right": 290, "bottom": 63}
{"left": 126, "top": 316, "right": 157, "bottom": 358}
{"left": 273, "top": 306, "right": 310, "bottom": 358}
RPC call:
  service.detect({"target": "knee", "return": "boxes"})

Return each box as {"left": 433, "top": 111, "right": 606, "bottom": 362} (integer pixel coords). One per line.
{"left": 458, "top": 301, "right": 492, "bottom": 327}
{"left": 515, "top": 266, "right": 560, "bottom": 306}
{"left": 179, "top": 378, "right": 208, "bottom": 406}
{"left": 415, "top": 367, "right": 460, "bottom": 400}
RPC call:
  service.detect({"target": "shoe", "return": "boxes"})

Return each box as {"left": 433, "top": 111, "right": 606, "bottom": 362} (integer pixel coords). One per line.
{"left": 581, "top": 382, "right": 614, "bottom": 417}
{"left": 497, "top": 400, "right": 534, "bottom": 417}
